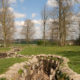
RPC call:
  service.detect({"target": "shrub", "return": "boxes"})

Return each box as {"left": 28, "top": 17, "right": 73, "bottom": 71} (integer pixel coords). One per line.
{"left": 18, "top": 69, "right": 24, "bottom": 75}
{"left": 37, "top": 40, "right": 58, "bottom": 46}
{"left": 75, "top": 37, "right": 80, "bottom": 45}
{"left": 37, "top": 40, "right": 44, "bottom": 45}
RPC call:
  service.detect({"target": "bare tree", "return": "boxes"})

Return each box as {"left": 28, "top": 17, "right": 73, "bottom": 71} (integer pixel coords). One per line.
{"left": 0, "top": 0, "right": 15, "bottom": 47}
{"left": 48, "top": 8, "right": 59, "bottom": 45}
{"left": 49, "top": 20, "right": 59, "bottom": 42}
{"left": 22, "top": 19, "right": 35, "bottom": 43}
{"left": 55, "top": 0, "right": 72, "bottom": 46}
{"left": 75, "top": 13, "right": 80, "bottom": 45}
{"left": 41, "top": 5, "right": 48, "bottom": 46}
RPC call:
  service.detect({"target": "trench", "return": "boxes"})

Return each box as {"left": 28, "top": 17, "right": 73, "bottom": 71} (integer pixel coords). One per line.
{"left": 0, "top": 55, "right": 78, "bottom": 80}
{"left": 21, "top": 56, "right": 70, "bottom": 80}
{"left": 0, "top": 48, "right": 21, "bottom": 58}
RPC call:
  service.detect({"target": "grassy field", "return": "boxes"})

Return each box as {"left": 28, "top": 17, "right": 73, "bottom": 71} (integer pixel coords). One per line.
{"left": 0, "top": 45, "right": 27, "bottom": 74}
{"left": 19, "top": 45, "right": 80, "bottom": 74}
{"left": 0, "top": 58, "right": 27, "bottom": 74}
{"left": 0, "top": 47, "right": 10, "bottom": 53}
{"left": 0, "top": 44, "right": 27, "bottom": 53}
{"left": 0, "top": 45, "right": 80, "bottom": 74}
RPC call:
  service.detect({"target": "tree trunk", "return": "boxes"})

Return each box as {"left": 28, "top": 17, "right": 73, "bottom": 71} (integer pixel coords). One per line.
{"left": 43, "top": 22, "right": 46, "bottom": 46}
{"left": 59, "top": 0, "right": 63, "bottom": 46}
{"left": 2, "top": 0, "right": 7, "bottom": 47}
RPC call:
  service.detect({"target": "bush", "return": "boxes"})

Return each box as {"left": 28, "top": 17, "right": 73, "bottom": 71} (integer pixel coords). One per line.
{"left": 37, "top": 40, "right": 58, "bottom": 46}
{"left": 37, "top": 40, "right": 44, "bottom": 45}
{"left": 46, "top": 41, "right": 58, "bottom": 46}
{"left": 75, "top": 38, "right": 80, "bottom": 45}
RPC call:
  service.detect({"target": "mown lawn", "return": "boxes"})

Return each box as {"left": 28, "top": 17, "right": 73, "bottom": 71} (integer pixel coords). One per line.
{"left": 0, "top": 44, "right": 27, "bottom": 53}
{"left": 11, "top": 44, "right": 27, "bottom": 49}
{"left": 19, "top": 45, "right": 80, "bottom": 74}
{"left": 0, "top": 47, "right": 10, "bottom": 53}
{"left": 0, "top": 58, "right": 27, "bottom": 74}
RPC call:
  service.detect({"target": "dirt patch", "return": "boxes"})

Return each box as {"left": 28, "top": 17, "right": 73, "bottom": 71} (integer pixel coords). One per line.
{"left": 0, "top": 53, "right": 7, "bottom": 58}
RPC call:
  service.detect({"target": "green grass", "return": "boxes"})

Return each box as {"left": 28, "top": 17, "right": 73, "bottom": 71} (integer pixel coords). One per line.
{"left": 0, "top": 45, "right": 80, "bottom": 74}
{"left": 19, "top": 45, "right": 80, "bottom": 74}
{"left": 0, "top": 44, "right": 27, "bottom": 53}
{"left": 11, "top": 44, "right": 28, "bottom": 48}
{"left": 0, "top": 58, "right": 27, "bottom": 74}
{"left": 0, "top": 48, "right": 10, "bottom": 53}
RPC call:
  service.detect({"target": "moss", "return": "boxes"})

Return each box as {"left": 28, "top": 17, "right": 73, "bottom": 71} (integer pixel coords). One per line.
{"left": 18, "top": 69, "right": 24, "bottom": 75}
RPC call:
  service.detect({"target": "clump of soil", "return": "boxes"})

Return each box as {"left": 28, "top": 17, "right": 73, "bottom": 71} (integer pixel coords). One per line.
{"left": 0, "top": 53, "right": 7, "bottom": 58}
